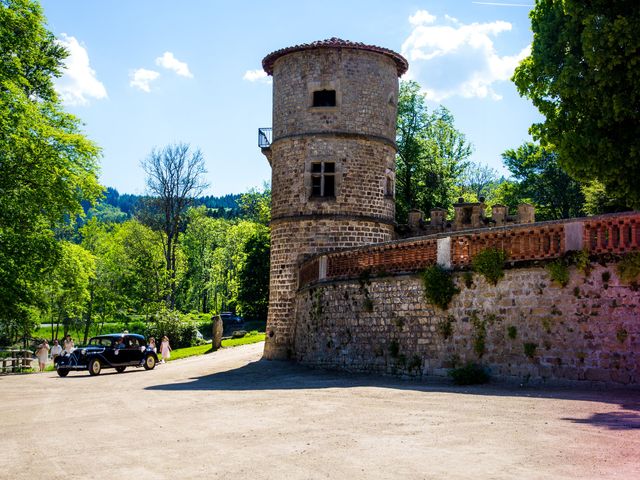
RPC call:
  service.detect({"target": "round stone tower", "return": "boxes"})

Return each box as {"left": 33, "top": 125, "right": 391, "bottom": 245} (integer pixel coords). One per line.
{"left": 261, "top": 38, "right": 408, "bottom": 360}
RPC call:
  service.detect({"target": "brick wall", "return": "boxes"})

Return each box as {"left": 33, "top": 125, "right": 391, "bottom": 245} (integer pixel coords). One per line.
{"left": 299, "top": 212, "right": 640, "bottom": 287}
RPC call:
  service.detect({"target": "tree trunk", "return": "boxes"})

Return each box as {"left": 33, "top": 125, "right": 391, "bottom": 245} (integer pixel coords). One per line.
{"left": 83, "top": 288, "right": 94, "bottom": 344}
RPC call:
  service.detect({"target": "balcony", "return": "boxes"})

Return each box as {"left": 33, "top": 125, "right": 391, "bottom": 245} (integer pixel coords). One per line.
{"left": 258, "top": 128, "right": 272, "bottom": 148}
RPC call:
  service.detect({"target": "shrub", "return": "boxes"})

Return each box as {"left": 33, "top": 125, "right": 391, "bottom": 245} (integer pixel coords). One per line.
{"left": 507, "top": 325, "right": 517, "bottom": 340}
{"left": 472, "top": 248, "right": 507, "bottom": 285}
{"left": 388, "top": 339, "right": 400, "bottom": 358}
{"left": 616, "top": 327, "right": 628, "bottom": 343}
{"left": 422, "top": 265, "right": 460, "bottom": 310}
{"left": 546, "top": 260, "right": 569, "bottom": 287}
{"left": 145, "top": 309, "right": 199, "bottom": 349}
{"left": 449, "top": 363, "right": 490, "bottom": 385}
{"left": 436, "top": 316, "right": 454, "bottom": 340}
{"left": 617, "top": 252, "right": 640, "bottom": 283}
{"left": 523, "top": 342, "right": 537, "bottom": 359}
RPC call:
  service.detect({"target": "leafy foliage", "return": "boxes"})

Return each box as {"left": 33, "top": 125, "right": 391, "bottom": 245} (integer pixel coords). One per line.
{"left": 546, "top": 260, "right": 570, "bottom": 287}
{"left": 513, "top": 1, "right": 640, "bottom": 208}
{"left": 448, "top": 363, "right": 490, "bottom": 385}
{"left": 0, "top": 0, "right": 101, "bottom": 340}
{"left": 145, "top": 309, "right": 199, "bottom": 349}
{"left": 396, "top": 81, "right": 472, "bottom": 223}
{"left": 472, "top": 248, "right": 507, "bottom": 286}
{"left": 617, "top": 252, "right": 640, "bottom": 284}
{"left": 501, "top": 143, "right": 585, "bottom": 220}
{"left": 422, "top": 265, "right": 460, "bottom": 310}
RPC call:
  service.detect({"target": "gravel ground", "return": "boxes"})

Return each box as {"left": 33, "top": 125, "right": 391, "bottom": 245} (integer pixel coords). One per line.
{"left": 1, "top": 342, "right": 638, "bottom": 480}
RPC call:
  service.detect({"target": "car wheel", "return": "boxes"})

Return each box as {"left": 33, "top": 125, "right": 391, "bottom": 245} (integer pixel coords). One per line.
{"left": 143, "top": 355, "right": 156, "bottom": 370}
{"left": 115, "top": 366, "right": 126, "bottom": 373}
{"left": 57, "top": 369, "right": 69, "bottom": 377}
{"left": 88, "top": 358, "right": 102, "bottom": 376}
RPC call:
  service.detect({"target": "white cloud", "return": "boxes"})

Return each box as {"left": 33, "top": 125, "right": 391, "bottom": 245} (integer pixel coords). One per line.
{"left": 54, "top": 34, "right": 107, "bottom": 106}
{"left": 243, "top": 69, "right": 271, "bottom": 84}
{"left": 129, "top": 68, "right": 160, "bottom": 93}
{"left": 155, "top": 51, "right": 193, "bottom": 78}
{"left": 401, "top": 12, "right": 530, "bottom": 101}
{"left": 409, "top": 10, "right": 436, "bottom": 26}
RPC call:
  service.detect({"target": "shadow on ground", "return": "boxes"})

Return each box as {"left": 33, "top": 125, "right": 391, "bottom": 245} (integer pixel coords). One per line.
{"left": 145, "top": 358, "right": 640, "bottom": 430}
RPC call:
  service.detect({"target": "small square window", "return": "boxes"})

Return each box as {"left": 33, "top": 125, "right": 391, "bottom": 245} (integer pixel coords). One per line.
{"left": 312, "top": 90, "right": 336, "bottom": 107}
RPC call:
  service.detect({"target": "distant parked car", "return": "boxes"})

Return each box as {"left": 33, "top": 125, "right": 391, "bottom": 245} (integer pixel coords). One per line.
{"left": 219, "top": 312, "right": 242, "bottom": 324}
{"left": 54, "top": 333, "right": 158, "bottom": 377}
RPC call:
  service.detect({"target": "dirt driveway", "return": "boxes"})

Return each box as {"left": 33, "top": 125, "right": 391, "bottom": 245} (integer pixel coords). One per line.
{"left": 1, "top": 342, "right": 638, "bottom": 479}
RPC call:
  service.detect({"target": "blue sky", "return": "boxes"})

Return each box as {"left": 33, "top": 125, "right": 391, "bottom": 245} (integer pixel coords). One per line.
{"left": 40, "top": 0, "right": 540, "bottom": 196}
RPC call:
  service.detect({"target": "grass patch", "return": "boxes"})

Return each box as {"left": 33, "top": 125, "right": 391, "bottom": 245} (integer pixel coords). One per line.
{"left": 167, "top": 333, "right": 265, "bottom": 361}
{"left": 166, "top": 343, "right": 213, "bottom": 361}
{"left": 221, "top": 332, "right": 266, "bottom": 348}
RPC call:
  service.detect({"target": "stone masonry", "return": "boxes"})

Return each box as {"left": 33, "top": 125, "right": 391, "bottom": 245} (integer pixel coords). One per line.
{"left": 294, "top": 263, "right": 639, "bottom": 386}
{"left": 261, "top": 39, "right": 407, "bottom": 359}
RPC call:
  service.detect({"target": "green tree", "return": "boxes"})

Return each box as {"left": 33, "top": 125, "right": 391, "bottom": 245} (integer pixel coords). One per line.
{"left": 101, "top": 220, "right": 168, "bottom": 319}
{"left": 239, "top": 184, "right": 271, "bottom": 225}
{"left": 459, "top": 162, "right": 501, "bottom": 202}
{"left": 180, "top": 207, "right": 229, "bottom": 313}
{"left": 513, "top": 0, "right": 640, "bottom": 208}
{"left": 396, "top": 81, "right": 472, "bottom": 223}
{"left": 236, "top": 225, "right": 270, "bottom": 320}
{"left": 43, "top": 242, "right": 95, "bottom": 341}
{"left": 0, "top": 0, "right": 102, "bottom": 339}
{"left": 140, "top": 143, "right": 208, "bottom": 308}
{"left": 502, "top": 143, "right": 585, "bottom": 220}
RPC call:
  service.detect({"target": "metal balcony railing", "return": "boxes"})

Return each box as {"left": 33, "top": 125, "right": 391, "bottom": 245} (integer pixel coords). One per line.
{"left": 258, "top": 128, "right": 272, "bottom": 148}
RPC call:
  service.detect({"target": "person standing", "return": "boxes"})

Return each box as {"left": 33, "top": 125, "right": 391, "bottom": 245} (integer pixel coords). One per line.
{"left": 160, "top": 336, "right": 171, "bottom": 363}
{"left": 148, "top": 337, "right": 157, "bottom": 353}
{"left": 50, "top": 339, "right": 62, "bottom": 361}
{"left": 63, "top": 335, "right": 74, "bottom": 354}
{"left": 35, "top": 340, "right": 49, "bottom": 372}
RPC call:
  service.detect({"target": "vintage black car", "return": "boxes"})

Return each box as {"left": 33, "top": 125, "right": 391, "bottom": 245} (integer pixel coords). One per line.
{"left": 54, "top": 333, "right": 158, "bottom": 377}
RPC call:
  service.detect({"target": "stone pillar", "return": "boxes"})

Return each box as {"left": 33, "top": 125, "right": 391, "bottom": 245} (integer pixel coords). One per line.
{"left": 212, "top": 316, "right": 223, "bottom": 350}
{"left": 408, "top": 209, "right": 423, "bottom": 228}
{"left": 430, "top": 208, "right": 447, "bottom": 227}
{"left": 492, "top": 205, "right": 508, "bottom": 226}
{"left": 517, "top": 204, "right": 535, "bottom": 224}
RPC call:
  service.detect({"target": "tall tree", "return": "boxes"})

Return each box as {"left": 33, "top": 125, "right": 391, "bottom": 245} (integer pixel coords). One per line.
{"left": 502, "top": 142, "right": 585, "bottom": 220}
{"left": 396, "top": 81, "right": 472, "bottom": 223}
{"left": 513, "top": 0, "right": 640, "bottom": 207}
{"left": 140, "top": 143, "right": 208, "bottom": 308}
{"left": 180, "top": 207, "right": 228, "bottom": 313}
{"left": 236, "top": 225, "right": 270, "bottom": 320}
{"left": 460, "top": 162, "right": 501, "bottom": 201}
{"left": 0, "top": 0, "right": 102, "bottom": 340}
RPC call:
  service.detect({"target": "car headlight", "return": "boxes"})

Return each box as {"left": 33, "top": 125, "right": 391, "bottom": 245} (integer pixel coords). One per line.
{"left": 81, "top": 349, "right": 86, "bottom": 355}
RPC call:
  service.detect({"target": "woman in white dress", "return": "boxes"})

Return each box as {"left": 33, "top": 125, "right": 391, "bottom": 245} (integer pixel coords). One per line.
{"left": 160, "top": 336, "right": 171, "bottom": 363}
{"left": 35, "top": 340, "right": 49, "bottom": 372}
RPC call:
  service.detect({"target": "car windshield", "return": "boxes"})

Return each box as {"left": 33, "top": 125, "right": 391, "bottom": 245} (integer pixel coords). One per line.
{"left": 88, "top": 337, "right": 114, "bottom": 347}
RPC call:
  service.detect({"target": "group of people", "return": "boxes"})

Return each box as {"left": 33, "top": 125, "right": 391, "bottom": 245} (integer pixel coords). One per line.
{"left": 33, "top": 334, "right": 172, "bottom": 372}
{"left": 34, "top": 335, "right": 74, "bottom": 372}
{"left": 148, "top": 336, "right": 172, "bottom": 363}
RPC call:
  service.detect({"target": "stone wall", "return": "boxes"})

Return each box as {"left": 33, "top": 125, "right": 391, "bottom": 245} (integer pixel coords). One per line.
{"left": 271, "top": 48, "right": 398, "bottom": 140}
{"left": 270, "top": 137, "right": 396, "bottom": 221}
{"left": 265, "top": 218, "right": 394, "bottom": 359}
{"left": 294, "top": 263, "right": 640, "bottom": 386}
